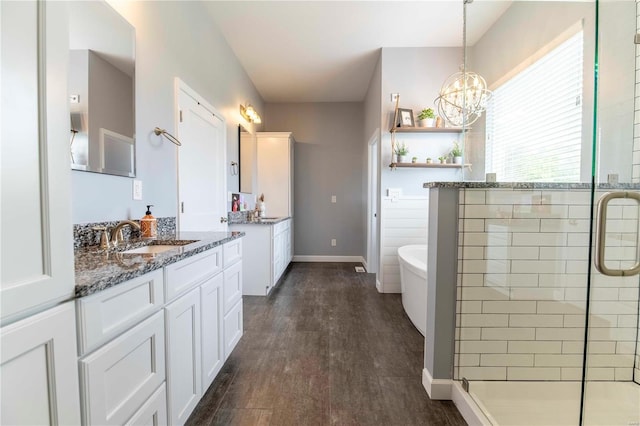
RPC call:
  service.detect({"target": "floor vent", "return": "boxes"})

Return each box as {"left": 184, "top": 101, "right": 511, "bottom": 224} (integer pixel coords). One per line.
{"left": 355, "top": 266, "right": 366, "bottom": 273}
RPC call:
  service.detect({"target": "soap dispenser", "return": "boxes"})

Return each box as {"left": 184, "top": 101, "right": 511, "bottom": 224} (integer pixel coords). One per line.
{"left": 141, "top": 205, "right": 157, "bottom": 238}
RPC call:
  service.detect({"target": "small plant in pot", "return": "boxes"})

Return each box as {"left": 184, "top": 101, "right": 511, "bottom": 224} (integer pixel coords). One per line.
{"left": 450, "top": 142, "right": 463, "bottom": 164}
{"left": 417, "top": 108, "right": 436, "bottom": 127}
{"left": 411, "top": 156, "right": 418, "bottom": 163}
{"left": 394, "top": 142, "right": 409, "bottom": 163}
{"left": 426, "top": 157, "right": 432, "bottom": 164}
{"left": 438, "top": 156, "right": 446, "bottom": 164}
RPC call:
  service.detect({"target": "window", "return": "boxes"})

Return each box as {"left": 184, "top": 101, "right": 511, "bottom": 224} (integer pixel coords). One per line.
{"left": 485, "top": 31, "right": 583, "bottom": 182}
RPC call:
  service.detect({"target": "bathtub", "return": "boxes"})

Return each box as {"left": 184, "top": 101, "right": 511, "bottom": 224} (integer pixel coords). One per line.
{"left": 397, "top": 245, "right": 427, "bottom": 336}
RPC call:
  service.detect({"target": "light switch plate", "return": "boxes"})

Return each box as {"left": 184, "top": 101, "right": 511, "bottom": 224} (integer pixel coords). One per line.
{"left": 331, "top": 195, "right": 337, "bottom": 203}
{"left": 133, "top": 180, "right": 143, "bottom": 200}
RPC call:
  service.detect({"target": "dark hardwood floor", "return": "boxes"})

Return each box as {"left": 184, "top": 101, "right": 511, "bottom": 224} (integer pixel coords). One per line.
{"left": 186, "top": 262, "right": 466, "bottom": 426}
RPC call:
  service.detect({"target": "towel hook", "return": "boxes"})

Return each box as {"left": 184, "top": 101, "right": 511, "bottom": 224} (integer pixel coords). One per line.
{"left": 153, "top": 127, "right": 182, "bottom": 146}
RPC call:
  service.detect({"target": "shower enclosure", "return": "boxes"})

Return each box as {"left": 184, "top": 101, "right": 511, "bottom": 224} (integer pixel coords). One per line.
{"left": 455, "top": 0, "right": 640, "bottom": 424}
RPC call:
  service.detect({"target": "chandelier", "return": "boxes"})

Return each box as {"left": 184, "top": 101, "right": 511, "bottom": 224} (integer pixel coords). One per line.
{"left": 435, "top": 67, "right": 492, "bottom": 127}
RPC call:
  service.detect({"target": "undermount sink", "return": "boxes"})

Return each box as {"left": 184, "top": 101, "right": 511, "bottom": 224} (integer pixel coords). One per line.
{"left": 122, "top": 245, "right": 180, "bottom": 254}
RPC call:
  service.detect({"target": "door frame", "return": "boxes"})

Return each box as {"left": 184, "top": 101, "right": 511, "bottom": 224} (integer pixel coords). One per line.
{"left": 366, "top": 129, "right": 380, "bottom": 276}
{"left": 174, "top": 78, "right": 226, "bottom": 231}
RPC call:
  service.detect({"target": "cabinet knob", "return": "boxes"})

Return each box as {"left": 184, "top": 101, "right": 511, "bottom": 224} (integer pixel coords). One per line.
{"left": 220, "top": 217, "right": 228, "bottom": 223}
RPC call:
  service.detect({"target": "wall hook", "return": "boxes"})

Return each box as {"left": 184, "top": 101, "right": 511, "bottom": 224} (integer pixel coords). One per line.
{"left": 153, "top": 127, "right": 182, "bottom": 146}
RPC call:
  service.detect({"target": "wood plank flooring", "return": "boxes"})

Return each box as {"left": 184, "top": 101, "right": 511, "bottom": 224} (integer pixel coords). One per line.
{"left": 187, "top": 262, "right": 466, "bottom": 425}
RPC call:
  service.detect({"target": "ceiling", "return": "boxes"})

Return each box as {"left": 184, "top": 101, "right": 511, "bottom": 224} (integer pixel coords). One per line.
{"left": 204, "top": 1, "right": 511, "bottom": 103}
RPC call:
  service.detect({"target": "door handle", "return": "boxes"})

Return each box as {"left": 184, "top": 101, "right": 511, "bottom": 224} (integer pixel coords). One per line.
{"left": 220, "top": 217, "right": 228, "bottom": 223}
{"left": 595, "top": 191, "right": 640, "bottom": 276}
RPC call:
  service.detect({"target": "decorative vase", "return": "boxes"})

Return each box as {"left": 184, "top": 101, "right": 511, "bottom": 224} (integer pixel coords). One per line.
{"left": 418, "top": 118, "right": 436, "bottom": 128}
{"left": 397, "top": 155, "right": 407, "bottom": 163}
{"left": 453, "top": 156, "right": 463, "bottom": 164}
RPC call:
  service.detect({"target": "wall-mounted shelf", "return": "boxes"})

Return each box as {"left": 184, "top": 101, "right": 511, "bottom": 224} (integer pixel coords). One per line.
{"left": 389, "top": 127, "right": 465, "bottom": 134}
{"left": 391, "top": 162, "right": 472, "bottom": 169}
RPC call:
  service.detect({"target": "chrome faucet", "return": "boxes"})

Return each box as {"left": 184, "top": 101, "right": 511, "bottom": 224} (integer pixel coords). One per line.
{"left": 110, "top": 220, "right": 141, "bottom": 247}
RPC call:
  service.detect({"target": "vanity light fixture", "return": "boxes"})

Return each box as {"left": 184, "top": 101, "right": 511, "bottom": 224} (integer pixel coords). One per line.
{"left": 240, "top": 103, "right": 262, "bottom": 124}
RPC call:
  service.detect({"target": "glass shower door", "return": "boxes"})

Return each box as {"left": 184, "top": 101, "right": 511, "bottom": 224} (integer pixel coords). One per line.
{"left": 582, "top": 0, "right": 640, "bottom": 424}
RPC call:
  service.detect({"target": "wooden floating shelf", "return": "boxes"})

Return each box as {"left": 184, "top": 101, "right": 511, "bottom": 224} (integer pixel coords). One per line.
{"left": 389, "top": 127, "right": 466, "bottom": 134}
{"left": 391, "top": 162, "right": 472, "bottom": 169}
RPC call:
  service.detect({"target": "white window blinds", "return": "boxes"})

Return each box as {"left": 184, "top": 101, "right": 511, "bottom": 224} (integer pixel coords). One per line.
{"left": 485, "top": 31, "right": 584, "bottom": 182}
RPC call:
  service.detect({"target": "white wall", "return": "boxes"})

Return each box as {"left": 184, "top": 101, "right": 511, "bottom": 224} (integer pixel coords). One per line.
{"left": 72, "top": 1, "right": 264, "bottom": 223}
{"left": 264, "top": 102, "right": 365, "bottom": 257}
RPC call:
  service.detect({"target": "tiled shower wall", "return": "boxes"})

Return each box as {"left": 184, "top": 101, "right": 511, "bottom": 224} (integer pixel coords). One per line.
{"left": 633, "top": 2, "right": 640, "bottom": 183}
{"left": 454, "top": 188, "right": 640, "bottom": 382}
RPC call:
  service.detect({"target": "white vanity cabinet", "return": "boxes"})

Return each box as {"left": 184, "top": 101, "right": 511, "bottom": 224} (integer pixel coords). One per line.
{"left": 230, "top": 219, "right": 292, "bottom": 296}
{"left": 256, "top": 132, "right": 295, "bottom": 217}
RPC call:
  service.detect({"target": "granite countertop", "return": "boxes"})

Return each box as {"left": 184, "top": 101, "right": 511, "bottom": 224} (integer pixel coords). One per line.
{"left": 229, "top": 216, "right": 291, "bottom": 225}
{"left": 424, "top": 181, "right": 640, "bottom": 189}
{"left": 74, "top": 231, "right": 244, "bottom": 298}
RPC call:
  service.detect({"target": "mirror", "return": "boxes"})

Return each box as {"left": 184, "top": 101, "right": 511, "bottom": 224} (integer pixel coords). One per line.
{"left": 463, "top": 1, "right": 634, "bottom": 183}
{"left": 68, "top": 1, "right": 135, "bottom": 177}
{"left": 239, "top": 124, "right": 255, "bottom": 193}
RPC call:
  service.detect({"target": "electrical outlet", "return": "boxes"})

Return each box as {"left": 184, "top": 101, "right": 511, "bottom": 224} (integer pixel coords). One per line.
{"left": 331, "top": 195, "right": 337, "bottom": 203}
{"left": 69, "top": 94, "right": 80, "bottom": 104}
{"left": 391, "top": 93, "right": 399, "bottom": 103}
{"left": 331, "top": 239, "right": 337, "bottom": 247}
{"left": 133, "top": 180, "right": 143, "bottom": 200}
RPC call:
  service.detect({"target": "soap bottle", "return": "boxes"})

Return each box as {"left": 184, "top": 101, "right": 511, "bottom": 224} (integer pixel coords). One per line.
{"left": 141, "top": 205, "right": 157, "bottom": 238}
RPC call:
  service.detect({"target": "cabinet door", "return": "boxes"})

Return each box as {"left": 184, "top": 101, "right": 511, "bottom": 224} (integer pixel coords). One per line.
{"left": 223, "top": 299, "right": 243, "bottom": 359}
{"left": 200, "top": 273, "right": 224, "bottom": 392}
{"left": 1, "top": 0, "right": 75, "bottom": 323}
{"left": 223, "top": 261, "right": 243, "bottom": 314}
{"left": 125, "top": 383, "right": 167, "bottom": 426}
{"left": 1, "top": 302, "right": 81, "bottom": 425}
{"left": 165, "top": 288, "right": 201, "bottom": 426}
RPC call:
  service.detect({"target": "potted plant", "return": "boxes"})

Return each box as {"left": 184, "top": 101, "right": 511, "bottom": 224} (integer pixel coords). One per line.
{"left": 450, "top": 142, "right": 463, "bottom": 164}
{"left": 417, "top": 108, "right": 436, "bottom": 127}
{"left": 394, "top": 142, "right": 409, "bottom": 163}
{"left": 438, "top": 156, "right": 446, "bottom": 164}
{"left": 426, "top": 157, "right": 432, "bottom": 164}
{"left": 411, "top": 156, "right": 418, "bottom": 163}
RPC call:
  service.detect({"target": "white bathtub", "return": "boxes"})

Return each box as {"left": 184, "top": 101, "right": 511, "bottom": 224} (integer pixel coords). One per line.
{"left": 397, "top": 245, "right": 427, "bottom": 336}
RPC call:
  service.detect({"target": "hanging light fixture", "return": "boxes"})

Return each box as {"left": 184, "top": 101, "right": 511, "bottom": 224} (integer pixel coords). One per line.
{"left": 434, "top": 0, "right": 491, "bottom": 127}
{"left": 240, "top": 103, "right": 262, "bottom": 124}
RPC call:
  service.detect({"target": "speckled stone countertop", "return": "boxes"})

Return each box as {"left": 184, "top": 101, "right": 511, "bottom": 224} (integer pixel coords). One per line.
{"left": 228, "top": 216, "right": 291, "bottom": 225}
{"left": 423, "top": 181, "right": 640, "bottom": 189}
{"left": 74, "top": 231, "right": 244, "bottom": 298}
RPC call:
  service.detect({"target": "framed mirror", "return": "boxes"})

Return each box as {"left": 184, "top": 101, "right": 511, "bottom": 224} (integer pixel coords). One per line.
{"left": 239, "top": 124, "right": 255, "bottom": 193}
{"left": 68, "top": 1, "right": 135, "bottom": 177}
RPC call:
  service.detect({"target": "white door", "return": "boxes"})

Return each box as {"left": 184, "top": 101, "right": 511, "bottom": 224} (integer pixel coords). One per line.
{"left": 367, "top": 133, "right": 379, "bottom": 274}
{"left": 177, "top": 82, "right": 226, "bottom": 232}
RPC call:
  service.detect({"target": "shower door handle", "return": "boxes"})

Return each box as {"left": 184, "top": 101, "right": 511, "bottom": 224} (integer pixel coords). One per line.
{"left": 594, "top": 191, "right": 640, "bottom": 276}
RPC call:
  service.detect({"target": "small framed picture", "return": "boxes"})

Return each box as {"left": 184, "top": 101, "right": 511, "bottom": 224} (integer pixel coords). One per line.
{"left": 397, "top": 108, "right": 415, "bottom": 128}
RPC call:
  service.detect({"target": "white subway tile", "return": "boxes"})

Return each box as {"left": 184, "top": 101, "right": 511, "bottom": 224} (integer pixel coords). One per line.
{"left": 538, "top": 274, "right": 587, "bottom": 288}
{"left": 614, "top": 368, "right": 633, "bottom": 381}
{"left": 589, "top": 301, "right": 637, "bottom": 315}
{"left": 591, "top": 288, "right": 621, "bottom": 301}
{"left": 564, "top": 288, "right": 587, "bottom": 301}
{"left": 566, "top": 260, "right": 589, "bottom": 274}
{"left": 563, "top": 314, "right": 586, "bottom": 327}
{"left": 585, "top": 367, "right": 615, "bottom": 381}
{"left": 561, "top": 342, "right": 584, "bottom": 354}
{"left": 462, "top": 287, "right": 509, "bottom": 301}
{"left": 460, "top": 301, "right": 482, "bottom": 313}
{"left": 464, "top": 190, "right": 486, "bottom": 205}
{"left": 592, "top": 274, "right": 639, "bottom": 287}
{"left": 603, "top": 205, "right": 624, "bottom": 219}
{"left": 512, "top": 232, "right": 567, "bottom": 247}
{"left": 461, "top": 219, "right": 485, "bottom": 232}
{"left": 486, "top": 190, "right": 541, "bottom": 205}
{"left": 458, "top": 354, "right": 480, "bottom": 366}
{"left": 462, "top": 232, "right": 511, "bottom": 246}
{"left": 510, "top": 288, "right": 564, "bottom": 301}
{"left": 486, "top": 218, "right": 540, "bottom": 233}
{"left": 536, "top": 328, "right": 584, "bottom": 341}
{"left": 457, "top": 366, "right": 506, "bottom": 380}
{"left": 540, "top": 219, "right": 590, "bottom": 233}
{"left": 509, "top": 314, "right": 564, "bottom": 328}
{"left": 537, "top": 301, "right": 585, "bottom": 314}
{"left": 540, "top": 191, "right": 591, "bottom": 205}
{"left": 534, "top": 354, "right": 583, "bottom": 367}
{"left": 604, "top": 246, "right": 638, "bottom": 261}
{"left": 539, "top": 246, "right": 589, "bottom": 261}
{"left": 587, "top": 354, "right": 635, "bottom": 367}
{"left": 618, "top": 315, "right": 639, "bottom": 327}
{"left": 618, "top": 287, "right": 640, "bottom": 301}
{"left": 485, "top": 246, "right": 539, "bottom": 260}
{"left": 562, "top": 341, "right": 615, "bottom": 354}
{"left": 511, "top": 260, "right": 565, "bottom": 274}
{"left": 482, "top": 328, "right": 535, "bottom": 341}
{"left": 480, "top": 354, "right": 534, "bottom": 367}
{"left": 508, "top": 341, "right": 562, "bottom": 354}
{"left": 588, "top": 327, "right": 637, "bottom": 341}
{"left": 616, "top": 341, "right": 636, "bottom": 354}
{"left": 460, "top": 341, "right": 508, "bottom": 354}
{"left": 567, "top": 233, "right": 590, "bottom": 247}
{"left": 461, "top": 246, "right": 484, "bottom": 260}
{"left": 507, "top": 367, "right": 561, "bottom": 380}
{"left": 568, "top": 205, "right": 592, "bottom": 219}
{"left": 460, "top": 314, "right": 509, "bottom": 327}
{"left": 513, "top": 204, "right": 568, "bottom": 219}
{"left": 462, "top": 259, "right": 510, "bottom": 274}
{"left": 460, "top": 328, "right": 482, "bottom": 340}
{"left": 464, "top": 204, "right": 514, "bottom": 219}
{"left": 604, "top": 219, "right": 638, "bottom": 233}
{"left": 622, "top": 205, "right": 639, "bottom": 219}
{"left": 561, "top": 368, "right": 582, "bottom": 380}
{"left": 460, "top": 273, "right": 484, "bottom": 287}
{"left": 485, "top": 274, "right": 539, "bottom": 287}
{"left": 483, "top": 301, "right": 537, "bottom": 314}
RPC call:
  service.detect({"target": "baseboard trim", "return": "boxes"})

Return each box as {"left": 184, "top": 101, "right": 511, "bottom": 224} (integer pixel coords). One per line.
{"left": 421, "top": 368, "right": 452, "bottom": 400}
{"left": 375, "top": 279, "right": 383, "bottom": 293}
{"left": 451, "top": 381, "right": 492, "bottom": 426}
{"left": 292, "top": 255, "right": 365, "bottom": 263}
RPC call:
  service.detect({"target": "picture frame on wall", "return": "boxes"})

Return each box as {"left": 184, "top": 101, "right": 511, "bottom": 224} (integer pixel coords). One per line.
{"left": 396, "top": 108, "right": 415, "bottom": 127}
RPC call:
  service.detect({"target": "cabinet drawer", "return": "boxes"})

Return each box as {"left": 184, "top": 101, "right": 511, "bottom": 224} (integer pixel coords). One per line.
{"left": 223, "top": 238, "right": 242, "bottom": 268}
{"left": 79, "top": 311, "right": 165, "bottom": 426}
{"left": 125, "top": 383, "right": 167, "bottom": 426}
{"left": 76, "top": 269, "right": 164, "bottom": 355}
{"left": 223, "top": 299, "right": 243, "bottom": 359}
{"left": 165, "top": 246, "right": 222, "bottom": 302}
{"left": 223, "top": 261, "right": 243, "bottom": 314}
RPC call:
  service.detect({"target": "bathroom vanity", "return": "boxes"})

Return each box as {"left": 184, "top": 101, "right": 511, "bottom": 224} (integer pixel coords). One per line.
{"left": 229, "top": 217, "right": 292, "bottom": 296}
